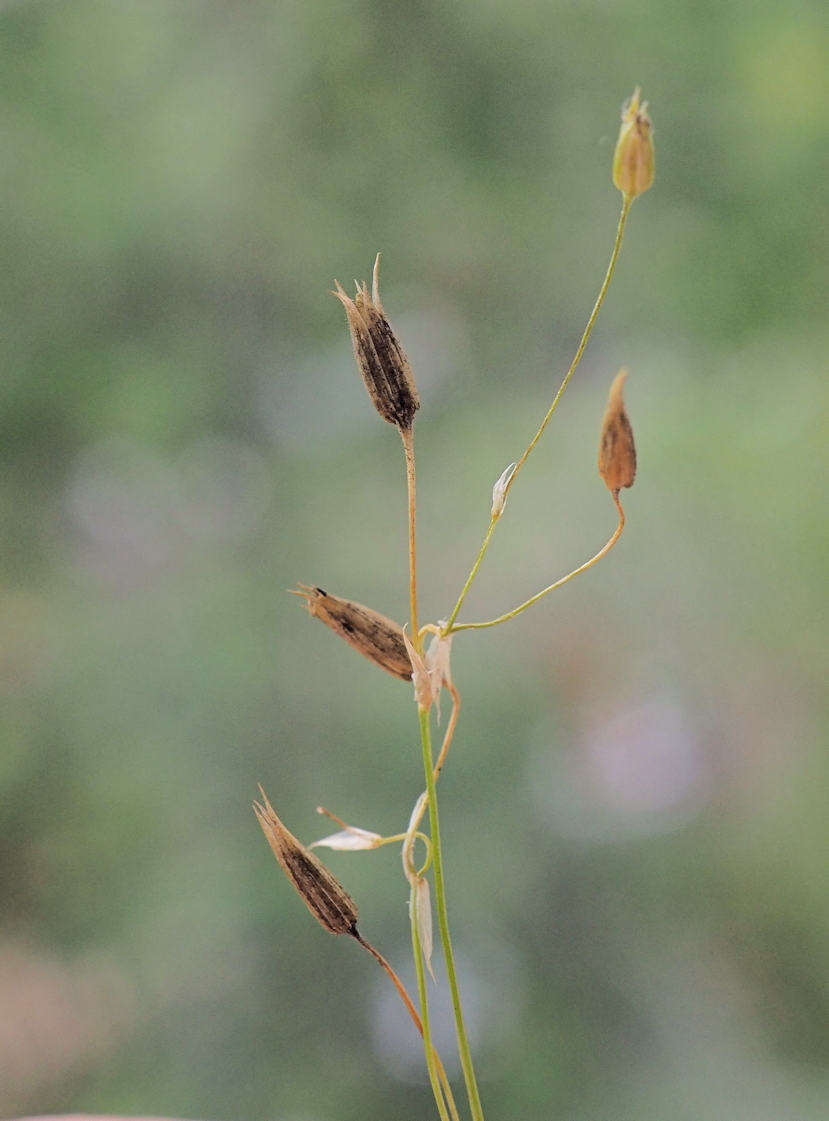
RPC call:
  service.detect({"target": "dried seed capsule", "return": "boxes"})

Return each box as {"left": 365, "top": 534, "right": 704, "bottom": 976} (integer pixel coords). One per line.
{"left": 613, "top": 87, "right": 654, "bottom": 201}
{"left": 598, "top": 369, "right": 637, "bottom": 495}
{"left": 333, "top": 255, "right": 420, "bottom": 432}
{"left": 254, "top": 786, "right": 359, "bottom": 936}
{"left": 292, "top": 584, "right": 413, "bottom": 682}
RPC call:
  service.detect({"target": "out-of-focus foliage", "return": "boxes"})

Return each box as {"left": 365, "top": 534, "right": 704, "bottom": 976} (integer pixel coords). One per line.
{"left": 1, "top": 1, "right": 827, "bottom": 1119}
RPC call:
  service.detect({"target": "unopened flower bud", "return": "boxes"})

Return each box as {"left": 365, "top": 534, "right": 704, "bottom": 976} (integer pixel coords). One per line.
{"left": 291, "top": 584, "right": 412, "bottom": 682}
{"left": 490, "top": 462, "right": 517, "bottom": 519}
{"left": 334, "top": 255, "right": 420, "bottom": 432}
{"left": 612, "top": 87, "right": 654, "bottom": 201}
{"left": 598, "top": 369, "right": 636, "bottom": 495}
{"left": 254, "top": 787, "right": 359, "bottom": 936}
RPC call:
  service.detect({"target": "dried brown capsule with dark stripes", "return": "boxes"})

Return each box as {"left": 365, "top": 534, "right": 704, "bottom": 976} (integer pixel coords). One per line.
{"left": 254, "top": 786, "right": 359, "bottom": 936}
{"left": 598, "top": 368, "right": 637, "bottom": 496}
{"left": 292, "top": 584, "right": 413, "bottom": 682}
{"left": 333, "top": 256, "right": 419, "bottom": 432}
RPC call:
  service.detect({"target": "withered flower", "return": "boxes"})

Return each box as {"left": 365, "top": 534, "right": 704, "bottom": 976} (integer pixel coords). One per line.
{"left": 598, "top": 368, "right": 637, "bottom": 496}
{"left": 613, "top": 87, "right": 654, "bottom": 201}
{"left": 333, "top": 255, "right": 420, "bottom": 432}
{"left": 291, "top": 584, "right": 412, "bottom": 682}
{"left": 254, "top": 786, "right": 359, "bottom": 936}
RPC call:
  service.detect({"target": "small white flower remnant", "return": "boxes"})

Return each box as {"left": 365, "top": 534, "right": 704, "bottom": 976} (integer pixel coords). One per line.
{"left": 310, "top": 806, "right": 383, "bottom": 852}
{"left": 491, "top": 462, "right": 517, "bottom": 519}
{"left": 412, "top": 875, "right": 435, "bottom": 980}
{"left": 424, "top": 627, "right": 453, "bottom": 721}
{"left": 310, "top": 826, "right": 383, "bottom": 852}
{"left": 402, "top": 627, "right": 434, "bottom": 711}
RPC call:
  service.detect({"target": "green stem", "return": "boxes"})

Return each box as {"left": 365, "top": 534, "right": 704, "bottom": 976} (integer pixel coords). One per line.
{"left": 419, "top": 707, "right": 485, "bottom": 1121}
{"left": 444, "top": 516, "right": 497, "bottom": 632}
{"left": 502, "top": 195, "right": 633, "bottom": 499}
{"left": 410, "top": 880, "right": 451, "bottom": 1121}
{"left": 355, "top": 932, "right": 459, "bottom": 1121}
{"left": 443, "top": 195, "right": 633, "bottom": 633}
{"left": 448, "top": 496, "right": 624, "bottom": 633}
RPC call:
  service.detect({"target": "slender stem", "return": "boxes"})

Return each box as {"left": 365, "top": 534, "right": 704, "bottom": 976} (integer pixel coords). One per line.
{"left": 354, "top": 931, "right": 459, "bottom": 1120}
{"left": 449, "top": 495, "right": 624, "bottom": 633}
{"left": 502, "top": 197, "right": 632, "bottom": 500}
{"left": 433, "top": 680, "right": 461, "bottom": 780}
{"left": 380, "top": 831, "right": 433, "bottom": 867}
{"left": 419, "top": 707, "right": 485, "bottom": 1121}
{"left": 444, "top": 517, "right": 497, "bottom": 632}
{"left": 401, "top": 426, "right": 420, "bottom": 647}
{"left": 409, "top": 884, "right": 452, "bottom": 1121}
{"left": 444, "top": 196, "right": 633, "bottom": 631}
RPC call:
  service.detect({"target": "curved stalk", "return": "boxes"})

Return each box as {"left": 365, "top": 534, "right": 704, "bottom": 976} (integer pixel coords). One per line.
{"left": 443, "top": 516, "right": 497, "bottom": 633}
{"left": 354, "top": 932, "right": 459, "bottom": 1121}
{"left": 432, "top": 679, "right": 461, "bottom": 780}
{"left": 444, "top": 196, "right": 633, "bottom": 632}
{"left": 449, "top": 496, "right": 625, "bottom": 634}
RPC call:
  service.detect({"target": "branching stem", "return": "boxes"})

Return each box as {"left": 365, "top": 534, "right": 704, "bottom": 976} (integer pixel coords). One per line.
{"left": 419, "top": 707, "right": 485, "bottom": 1121}
{"left": 358, "top": 928, "right": 458, "bottom": 1121}
{"left": 449, "top": 495, "right": 625, "bottom": 633}
{"left": 444, "top": 195, "right": 633, "bottom": 632}
{"left": 408, "top": 885, "right": 453, "bottom": 1121}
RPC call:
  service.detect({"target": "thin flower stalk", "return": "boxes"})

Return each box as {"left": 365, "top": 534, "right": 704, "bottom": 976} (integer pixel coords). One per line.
{"left": 354, "top": 931, "right": 459, "bottom": 1121}
{"left": 409, "top": 880, "right": 452, "bottom": 1121}
{"left": 448, "top": 367, "right": 635, "bottom": 634}
{"left": 419, "top": 706, "right": 485, "bottom": 1121}
{"left": 432, "top": 678, "right": 460, "bottom": 780}
{"left": 448, "top": 495, "right": 625, "bottom": 634}
{"left": 402, "top": 424, "right": 420, "bottom": 648}
{"left": 444, "top": 193, "right": 633, "bottom": 633}
{"left": 443, "top": 515, "right": 498, "bottom": 636}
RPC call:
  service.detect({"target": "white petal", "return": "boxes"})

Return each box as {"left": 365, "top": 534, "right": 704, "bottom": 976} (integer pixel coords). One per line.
{"left": 414, "top": 876, "right": 435, "bottom": 981}
{"left": 406, "top": 790, "right": 428, "bottom": 837}
{"left": 310, "top": 827, "right": 381, "bottom": 851}
{"left": 424, "top": 630, "right": 453, "bottom": 720}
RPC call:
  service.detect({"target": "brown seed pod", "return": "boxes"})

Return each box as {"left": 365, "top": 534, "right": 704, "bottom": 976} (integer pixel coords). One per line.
{"left": 598, "top": 369, "right": 637, "bottom": 496}
{"left": 292, "top": 584, "right": 413, "bottom": 682}
{"left": 333, "top": 256, "right": 420, "bottom": 432}
{"left": 254, "top": 786, "right": 359, "bottom": 936}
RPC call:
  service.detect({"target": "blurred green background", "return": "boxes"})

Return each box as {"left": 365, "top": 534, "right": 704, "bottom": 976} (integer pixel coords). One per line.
{"left": 1, "top": 1, "right": 827, "bottom": 1119}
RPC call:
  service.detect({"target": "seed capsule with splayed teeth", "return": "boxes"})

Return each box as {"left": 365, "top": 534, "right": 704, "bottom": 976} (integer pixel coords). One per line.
{"left": 254, "top": 786, "right": 360, "bottom": 936}
{"left": 291, "top": 584, "right": 413, "bottom": 682}
{"left": 333, "top": 255, "right": 420, "bottom": 432}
